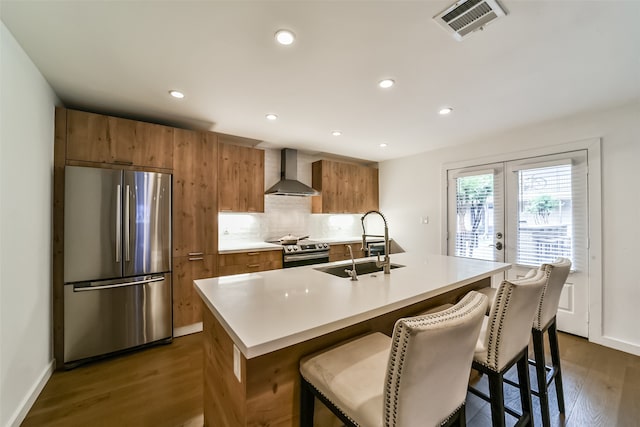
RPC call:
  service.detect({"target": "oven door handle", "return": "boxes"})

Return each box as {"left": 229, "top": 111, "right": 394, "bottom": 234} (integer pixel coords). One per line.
{"left": 284, "top": 252, "right": 329, "bottom": 262}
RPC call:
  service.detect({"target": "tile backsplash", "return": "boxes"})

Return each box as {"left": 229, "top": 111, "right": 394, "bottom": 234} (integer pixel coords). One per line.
{"left": 218, "top": 198, "right": 362, "bottom": 244}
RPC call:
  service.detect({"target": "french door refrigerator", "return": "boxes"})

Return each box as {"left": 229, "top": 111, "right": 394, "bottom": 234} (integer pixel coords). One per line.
{"left": 63, "top": 166, "right": 172, "bottom": 366}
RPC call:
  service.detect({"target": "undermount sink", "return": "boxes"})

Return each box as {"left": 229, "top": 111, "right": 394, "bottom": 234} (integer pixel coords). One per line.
{"left": 314, "top": 261, "right": 405, "bottom": 278}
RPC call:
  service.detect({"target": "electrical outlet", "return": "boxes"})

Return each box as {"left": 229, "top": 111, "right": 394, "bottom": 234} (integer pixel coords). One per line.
{"left": 233, "top": 344, "right": 242, "bottom": 382}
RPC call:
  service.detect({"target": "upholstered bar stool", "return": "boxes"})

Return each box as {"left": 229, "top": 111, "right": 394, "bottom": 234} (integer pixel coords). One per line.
{"left": 469, "top": 272, "right": 547, "bottom": 427}
{"left": 299, "top": 291, "right": 488, "bottom": 427}
{"left": 477, "top": 258, "right": 571, "bottom": 427}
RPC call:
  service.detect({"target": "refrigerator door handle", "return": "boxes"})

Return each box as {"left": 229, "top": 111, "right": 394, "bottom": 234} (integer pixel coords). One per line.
{"left": 73, "top": 276, "right": 165, "bottom": 292}
{"left": 115, "top": 184, "right": 122, "bottom": 263}
{"left": 124, "top": 184, "right": 131, "bottom": 262}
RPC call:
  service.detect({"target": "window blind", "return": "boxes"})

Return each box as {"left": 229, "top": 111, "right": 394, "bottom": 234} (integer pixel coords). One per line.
{"left": 452, "top": 171, "right": 502, "bottom": 261}
{"left": 513, "top": 159, "right": 586, "bottom": 268}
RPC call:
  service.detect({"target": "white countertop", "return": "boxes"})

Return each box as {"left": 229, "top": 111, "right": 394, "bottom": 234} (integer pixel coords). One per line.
{"left": 194, "top": 252, "right": 510, "bottom": 358}
{"left": 218, "top": 241, "right": 282, "bottom": 254}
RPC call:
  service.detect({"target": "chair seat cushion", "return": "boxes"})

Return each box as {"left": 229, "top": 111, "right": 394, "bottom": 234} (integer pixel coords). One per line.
{"left": 300, "top": 333, "right": 391, "bottom": 427}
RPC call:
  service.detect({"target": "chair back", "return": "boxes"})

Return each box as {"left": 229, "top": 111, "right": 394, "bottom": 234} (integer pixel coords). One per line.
{"left": 479, "top": 272, "right": 546, "bottom": 372}
{"left": 534, "top": 257, "right": 572, "bottom": 331}
{"left": 384, "top": 291, "right": 488, "bottom": 427}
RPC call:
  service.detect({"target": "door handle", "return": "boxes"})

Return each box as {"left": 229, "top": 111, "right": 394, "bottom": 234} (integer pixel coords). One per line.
{"left": 124, "top": 185, "right": 130, "bottom": 262}
{"left": 115, "top": 184, "right": 121, "bottom": 263}
{"left": 488, "top": 242, "right": 504, "bottom": 250}
{"left": 73, "top": 276, "right": 164, "bottom": 292}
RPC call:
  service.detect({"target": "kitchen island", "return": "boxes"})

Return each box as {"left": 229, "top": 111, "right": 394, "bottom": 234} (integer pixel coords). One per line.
{"left": 194, "top": 252, "right": 510, "bottom": 427}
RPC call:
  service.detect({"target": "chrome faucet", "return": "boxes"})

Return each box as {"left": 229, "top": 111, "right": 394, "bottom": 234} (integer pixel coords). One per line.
{"left": 344, "top": 244, "right": 358, "bottom": 281}
{"left": 361, "top": 210, "right": 391, "bottom": 274}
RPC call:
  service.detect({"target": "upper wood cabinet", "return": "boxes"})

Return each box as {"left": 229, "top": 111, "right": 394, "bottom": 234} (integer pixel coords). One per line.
{"left": 66, "top": 109, "right": 173, "bottom": 169}
{"left": 311, "top": 160, "right": 379, "bottom": 214}
{"left": 218, "top": 142, "right": 265, "bottom": 212}
{"left": 173, "top": 129, "right": 218, "bottom": 258}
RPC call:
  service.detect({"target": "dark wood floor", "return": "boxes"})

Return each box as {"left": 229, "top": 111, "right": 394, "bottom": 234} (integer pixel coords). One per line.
{"left": 22, "top": 332, "right": 640, "bottom": 427}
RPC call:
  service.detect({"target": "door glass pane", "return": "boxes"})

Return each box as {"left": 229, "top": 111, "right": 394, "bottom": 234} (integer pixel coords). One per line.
{"left": 453, "top": 173, "right": 495, "bottom": 261}
{"left": 515, "top": 163, "right": 573, "bottom": 266}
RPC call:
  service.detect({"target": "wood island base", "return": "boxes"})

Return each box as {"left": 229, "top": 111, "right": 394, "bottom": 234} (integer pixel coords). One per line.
{"left": 202, "top": 277, "right": 490, "bottom": 427}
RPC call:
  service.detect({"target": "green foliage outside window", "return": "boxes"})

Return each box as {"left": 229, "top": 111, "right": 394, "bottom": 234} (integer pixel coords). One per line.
{"left": 526, "top": 195, "right": 558, "bottom": 224}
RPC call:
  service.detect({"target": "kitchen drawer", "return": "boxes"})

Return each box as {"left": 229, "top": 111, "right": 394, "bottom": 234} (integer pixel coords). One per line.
{"left": 329, "top": 244, "right": 364, "bottom": 262}
{"left": 218, "top": 250, "right": 282, "bottom": 275}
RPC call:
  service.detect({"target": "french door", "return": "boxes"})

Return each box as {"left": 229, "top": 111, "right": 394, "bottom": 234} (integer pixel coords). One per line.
{"left": 447, "top": 151, "right": 589, "bottom": 337}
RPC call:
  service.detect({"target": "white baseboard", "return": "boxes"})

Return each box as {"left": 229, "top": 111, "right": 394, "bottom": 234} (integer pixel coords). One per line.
{"left": 173, "top": 322, "right": 203, "bottom": 337}
{"left": 8, "top": 359, "right": 54, "bottom": 427}
{"left": 591, "top": 335, "right": 640, "bottom": 357}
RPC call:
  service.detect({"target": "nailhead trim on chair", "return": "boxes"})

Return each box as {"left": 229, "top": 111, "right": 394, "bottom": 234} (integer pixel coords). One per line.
{"left": 438, "top": 402, "right": 464, "bottom": 426}
{"left": 483, "top": 283, "right": 514, "bottom": 371}
{"left": 384, "top": 293, "right": 487, "bottom": 426}
{"left": 534, "top": 264, "right": 553, "bottom": 331}
{"left": 300, "top": 376, "right": 361, "bottom": 427}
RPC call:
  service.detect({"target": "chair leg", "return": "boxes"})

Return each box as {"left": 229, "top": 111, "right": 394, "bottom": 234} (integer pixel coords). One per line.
{"left": 300, "top": 378, "right": 315, "bottom": 427}
{"left": 458, "top": 403, "right": 466, "bottom": 427}
{"left": 487, "top": 371, "right": 506, "bottom": 427}
{"left": 548, "top": 320, "right": 566, "bottom": 414}
{"left": 532, "top": 329, "right": 551, "bottom": 427}
{"left": 516, "top": 349, "right": 534, "bottom": 427}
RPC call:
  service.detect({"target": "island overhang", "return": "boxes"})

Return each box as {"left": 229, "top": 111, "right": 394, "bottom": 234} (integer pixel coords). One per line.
{"left": 194, "top": 252, "right": 510, "bottom": 359}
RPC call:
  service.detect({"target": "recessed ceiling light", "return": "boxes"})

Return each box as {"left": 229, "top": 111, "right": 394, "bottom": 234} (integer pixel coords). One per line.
{"left": 266, "top": 114, "right": 278, "bottom": 121}
{"left": 332, "top": 130, "right": 342, "bottom": 136}
{"left": 439, "top": 107, "right": 453, "bottom": 115}
{"left": 169, "top": 90, "right": 185, "bottom": 99}
{"left": 275, "top": 29, "right": 295, "bottom": 45}
{"left": 378, "top": 79, "right": 395, "bottom": 89}
{"left": 379, "top": 143, "right": 388, "bottom": 148}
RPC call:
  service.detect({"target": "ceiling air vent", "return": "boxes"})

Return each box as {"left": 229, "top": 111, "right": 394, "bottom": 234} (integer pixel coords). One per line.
{"left": 433, "top": 0, "right": 507, "bottom": 41}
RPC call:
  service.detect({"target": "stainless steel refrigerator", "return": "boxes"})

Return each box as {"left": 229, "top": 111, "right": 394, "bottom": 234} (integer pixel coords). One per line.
{"left": 63, "top": 166, "right": 172, "bottom": 366}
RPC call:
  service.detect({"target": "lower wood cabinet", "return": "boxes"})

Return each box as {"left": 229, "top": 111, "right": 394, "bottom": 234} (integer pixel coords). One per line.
{"left": 218, "top": 250, "right": 282, "bottom": 276}
{"left": 329, "top": 243, "right": 365, "bottom": 262}
{"left": 172, "top": 255, "right": 217, "bottom": 329}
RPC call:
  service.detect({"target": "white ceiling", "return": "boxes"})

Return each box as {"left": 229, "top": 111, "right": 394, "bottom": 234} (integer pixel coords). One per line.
{"left": 2, "top": 1, "right": 639, "bottom": 162}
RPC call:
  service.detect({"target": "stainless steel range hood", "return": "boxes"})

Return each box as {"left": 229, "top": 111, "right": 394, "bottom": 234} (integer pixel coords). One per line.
{"left": 265, "top": 149, "right": 320, "bottom": 196}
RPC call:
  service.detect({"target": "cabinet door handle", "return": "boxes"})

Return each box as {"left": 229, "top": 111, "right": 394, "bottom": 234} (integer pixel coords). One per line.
{"left": 189, "top": 257, "right": 204, "bottom": 261}
{"left": 247, "top": 252, "right": 259, "bottom": 256}
{"left": 246, "top": 264, "right": 260, "bottom": 268}
{"left": 188, "top": 252, "right": 204, "bottom": 256}
{"left": 114, "top": 160, "right": 134, "bottom": 165}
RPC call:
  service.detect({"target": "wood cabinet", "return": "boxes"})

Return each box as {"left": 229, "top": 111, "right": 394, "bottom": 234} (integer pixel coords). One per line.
{"left": 218, "top": 142, "right": 265, "bottom": 212}
{"left": 311, "top": 160, "right": 379, "bottom": 214}
{"left": 172, "top": 129, "right": 218, "bottom": 329}
{"left": 173, "top": 255, "right": 217, "bottom": 328}
{"left": 66, "top": 109, "right": 173, "bottom": 169}
{"left": 173, "top": 129, "right": 218, "bottom": 258}
{"left": 218, "top": 250, "right": 282, "bottom": 276}
{"left": 329, "top": 243, "right": 365, "bottom": 262}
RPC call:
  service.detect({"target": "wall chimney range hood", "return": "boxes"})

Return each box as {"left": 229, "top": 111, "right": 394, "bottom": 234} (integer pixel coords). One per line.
{"left": 265, "top": 149, "right": 320, "bottom": 196}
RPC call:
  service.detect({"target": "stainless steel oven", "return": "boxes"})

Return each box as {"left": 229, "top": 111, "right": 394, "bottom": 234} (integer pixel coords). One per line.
{"left": 280, "top": 241, "right": 330, "bottom": 268}
{"left": 366, "top": 241, "right": 386, "bottom": 257}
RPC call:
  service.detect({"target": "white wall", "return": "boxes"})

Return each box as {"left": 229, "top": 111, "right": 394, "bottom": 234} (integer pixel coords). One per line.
{"left": 379, "top": 100, "right": 640, "bottom": 355}
{"left": 0, "top": 22, "right": 58, "bottom": 427}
